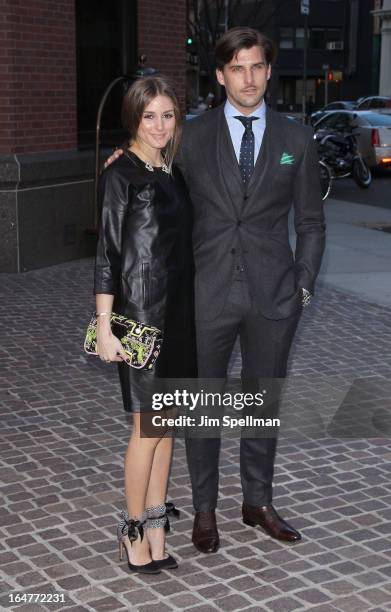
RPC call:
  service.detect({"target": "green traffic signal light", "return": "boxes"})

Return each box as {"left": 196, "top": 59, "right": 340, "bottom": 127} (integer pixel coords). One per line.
{"left": 187, "top": 37, "right": 193, "bottom": 45}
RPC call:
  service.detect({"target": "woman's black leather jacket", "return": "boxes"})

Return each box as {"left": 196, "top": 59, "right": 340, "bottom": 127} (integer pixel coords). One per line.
{"left": 94, "top": 152, "right": 193, "bottom": 326}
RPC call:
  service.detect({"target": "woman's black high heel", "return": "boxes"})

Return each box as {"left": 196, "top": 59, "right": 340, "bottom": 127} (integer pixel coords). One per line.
{"left": 117, "top": 511, "right": 161, "bottom": 574}
{"left": 145, "top": 502, "right": 180, "bottom": 570}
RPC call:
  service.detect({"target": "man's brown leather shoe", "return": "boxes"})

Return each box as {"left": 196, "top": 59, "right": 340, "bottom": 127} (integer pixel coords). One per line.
{"left": 192, "top": 510, "right": 220, "bottom": 553}
{"left": 242, "top": 503, "right": 301, "bottom": 542}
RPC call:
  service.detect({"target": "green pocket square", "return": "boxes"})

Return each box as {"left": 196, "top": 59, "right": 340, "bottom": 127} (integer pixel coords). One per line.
{"left": 280, "top": 152, "right": 295, "bottom": 165}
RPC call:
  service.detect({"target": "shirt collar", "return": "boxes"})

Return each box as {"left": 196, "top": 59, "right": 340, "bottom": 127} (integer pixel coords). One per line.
{"left": 224, "top": 98, "right": 266, "bottom": 121}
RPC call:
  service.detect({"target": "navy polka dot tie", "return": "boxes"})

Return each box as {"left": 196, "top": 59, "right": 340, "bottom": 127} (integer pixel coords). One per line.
{"left": 234, "top": 116, "right": 258, "bottom": 186}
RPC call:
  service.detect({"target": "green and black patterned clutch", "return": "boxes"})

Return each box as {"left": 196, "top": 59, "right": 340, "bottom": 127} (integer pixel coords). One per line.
{"left": 84, "top": 313, "right": 163, "bottom": 370}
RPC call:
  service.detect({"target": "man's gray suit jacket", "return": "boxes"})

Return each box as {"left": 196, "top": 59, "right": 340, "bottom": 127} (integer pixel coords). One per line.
{"left": 177, "top": 104, "right": 326, "bottom": 321}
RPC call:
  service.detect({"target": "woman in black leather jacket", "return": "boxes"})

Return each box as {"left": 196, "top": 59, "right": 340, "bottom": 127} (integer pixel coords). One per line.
{"left": 94, "top": 76, "right": 196, "bottom": 573}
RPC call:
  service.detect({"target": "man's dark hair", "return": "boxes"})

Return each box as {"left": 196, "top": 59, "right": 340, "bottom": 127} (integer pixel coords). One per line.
{"left": 215, "top": 26, "right": 276, "bottom": 70}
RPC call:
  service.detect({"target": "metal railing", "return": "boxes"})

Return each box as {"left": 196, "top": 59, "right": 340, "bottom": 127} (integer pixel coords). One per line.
{"left": 93, "top": 62, "right": 157, "bottom": 229}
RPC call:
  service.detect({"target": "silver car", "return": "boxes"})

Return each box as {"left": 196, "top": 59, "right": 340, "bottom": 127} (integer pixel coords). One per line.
{"left": 310, "top": 101, "right": 356, "bottom": 125}
{"left": 356, "top": 96, "right": 391, "bottom": 114}
{"left": 313, "top": 110, "right": 391, "bottom": 168}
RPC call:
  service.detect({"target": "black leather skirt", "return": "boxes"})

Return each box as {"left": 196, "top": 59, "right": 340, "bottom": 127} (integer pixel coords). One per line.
{"left": 117, "top": 273, "right": 197, "bottom": 412}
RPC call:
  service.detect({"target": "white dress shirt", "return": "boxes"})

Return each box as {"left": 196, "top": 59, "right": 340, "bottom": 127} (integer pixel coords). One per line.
{"left": 224, "top": 98, "right": 267, "bottom": 163}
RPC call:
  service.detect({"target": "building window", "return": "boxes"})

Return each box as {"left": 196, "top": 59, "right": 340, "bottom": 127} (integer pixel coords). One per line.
{"left": 295, "top": 28, "right": 305, "bottom": 49}
{"left": 310, "top": 28, "right": 326, "bottom": 49}
{"left": 295, "top": 79, "right": 316, "bottom": 105}
{"left": 280, "top": 27, "right": 314, "bottom": 50}
{"left": 310, "top": 27, "right": 342, "bottom": 49}
{"left": 326, "top": 28, "right": 342, "bottom": 43}
{"left": 280, "top": 27, "right": 294, "bottom": 49}
{"left": 277, "top": 78, "right": 316, "bottom": 110}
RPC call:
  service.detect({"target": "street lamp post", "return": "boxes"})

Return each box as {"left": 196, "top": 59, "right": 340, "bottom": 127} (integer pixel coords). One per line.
{"left": 301, "top": 0, "right": 310, "bottom": 124}
{"left": 323, "top": 64, "right": 330, "bottom": 107}
{"left": 372, "top": 0, "right": 391, "bottom": 96}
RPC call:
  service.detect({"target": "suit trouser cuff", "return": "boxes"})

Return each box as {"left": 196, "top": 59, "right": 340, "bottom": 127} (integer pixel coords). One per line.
{"left": 242, "top": 488, "right": 273, "bottom": 507}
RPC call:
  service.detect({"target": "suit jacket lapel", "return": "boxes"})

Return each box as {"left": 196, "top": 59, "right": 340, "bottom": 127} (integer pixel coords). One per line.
{"left": 218, "top": 109, "right": 244, "bottom": 201}
{"left": 244, "top": 107, "right": 288, "bottom": 209}
{"left": 214, "top": 107, "right": 245, "bottom": 216}
{"left": 198, "top": 105, "right": 242, "bottom": 218}
{"left": 246, "top": 105, "right": 274, "bottom": 196}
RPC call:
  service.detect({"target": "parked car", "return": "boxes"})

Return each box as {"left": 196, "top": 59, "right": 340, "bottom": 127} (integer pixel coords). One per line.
{"left": 310, "top": 101, "right": 356, "bottom": 125}
{"left": 356, "top": 96, "right": 391, "bottom": 113}
{"left": 356, "top": 96, "right": 371, "bottom": 106}
{"left": 313, "top": 110, "right": 391, "bottom": 168}
{"left": 285, "top": 114, "right": 302, "bottom": 123}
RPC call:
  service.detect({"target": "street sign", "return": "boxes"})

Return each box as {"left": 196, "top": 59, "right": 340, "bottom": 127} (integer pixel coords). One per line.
{"left": 301, "top": 0, "right": 310, "bottom": 15}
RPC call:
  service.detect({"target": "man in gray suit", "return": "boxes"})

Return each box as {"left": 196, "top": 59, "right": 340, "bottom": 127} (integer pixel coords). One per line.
{"left": 178, "top": 27, "right": 325, "bottom": 553}
{"left": 106, "top": 26, "right": 325, "bottom": 554}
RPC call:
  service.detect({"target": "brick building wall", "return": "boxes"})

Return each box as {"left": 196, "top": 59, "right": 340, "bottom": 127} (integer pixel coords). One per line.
{"left": 0, "top": 0, "right": 187, "bottom": 272}
{"left": 0, "top": 0, "right": 77, "bottom": 154}
{"left": 0, "top": 0, "right": 186, "bottom": 155}
{"left": 138, "top": 0, "right": 187, "bottom": 109}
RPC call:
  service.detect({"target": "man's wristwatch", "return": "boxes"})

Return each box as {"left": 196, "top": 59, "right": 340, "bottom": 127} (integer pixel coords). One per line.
{"left": 301, "top": 288, "right": 312, "bottom": 307}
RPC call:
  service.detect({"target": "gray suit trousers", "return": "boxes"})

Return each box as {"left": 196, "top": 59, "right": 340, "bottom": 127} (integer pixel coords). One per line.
{"left": 185, "top": 278, "right": 301, "bottom": 511}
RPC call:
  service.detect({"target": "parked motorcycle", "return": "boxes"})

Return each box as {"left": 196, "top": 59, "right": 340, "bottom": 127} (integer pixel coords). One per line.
{"left": 315, "top": 129, "right": 372, "bottom": 198}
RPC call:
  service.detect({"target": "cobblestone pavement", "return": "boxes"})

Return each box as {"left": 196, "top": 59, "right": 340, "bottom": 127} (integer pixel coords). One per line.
{"left": 1, "top": 258, "right": 391, "bottom": 612}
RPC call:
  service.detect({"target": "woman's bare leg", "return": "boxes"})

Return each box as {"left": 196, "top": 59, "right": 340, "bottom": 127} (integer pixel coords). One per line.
{"left": 122, "top": 413, "right": 161, "bottom": 565}
{"left": 145, "top": 434, "right": 173, "bottom": 559}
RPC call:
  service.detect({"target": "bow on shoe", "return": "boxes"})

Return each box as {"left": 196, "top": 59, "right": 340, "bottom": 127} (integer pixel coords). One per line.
{"left": 126, "top": 518, "right": 144, "bottom": 543}
{"left": 164, "top": 502, "right": 180, "bottom": 532}
{"left": 166, "top": 501, "right": 180, "bottom": 517}
{"left": 119, "top": 510, "right": 145, "bottom": 543}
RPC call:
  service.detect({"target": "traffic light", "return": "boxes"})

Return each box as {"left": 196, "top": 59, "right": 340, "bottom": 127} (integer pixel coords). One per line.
{"left": 186, "top": 36, "right": 198, "bottom": 65}
{"left": 327, "top": 71, "right": 333, "bottom": 82}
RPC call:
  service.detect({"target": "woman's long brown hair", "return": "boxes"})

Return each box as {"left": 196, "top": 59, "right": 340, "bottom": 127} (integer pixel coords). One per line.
{"left": 121, "top": 75, "right": 182, "bottom": 172}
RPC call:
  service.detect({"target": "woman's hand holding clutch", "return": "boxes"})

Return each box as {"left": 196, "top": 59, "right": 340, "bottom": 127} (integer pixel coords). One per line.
{"left": 96, "top": 321, "right": 129, "bottom": 364}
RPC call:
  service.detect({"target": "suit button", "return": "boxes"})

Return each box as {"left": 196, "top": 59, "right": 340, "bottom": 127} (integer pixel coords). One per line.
{"left": 237, "top": 220, "right": 242, "bottom": 226}
{"left": 231, "top": 248, "right": 236, "bottom": 254}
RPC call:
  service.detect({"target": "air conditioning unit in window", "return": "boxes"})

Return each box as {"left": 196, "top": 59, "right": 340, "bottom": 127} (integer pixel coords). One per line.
{"left": 327, "top": 41, "right": 344, "bottom": 50}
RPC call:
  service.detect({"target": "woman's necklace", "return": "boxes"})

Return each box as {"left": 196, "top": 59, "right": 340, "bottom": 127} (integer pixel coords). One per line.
{"left": 144, "top": 160, "right": 170, "bottom": 174}
{"left": 129, "top": 147, "right": 170, "bottom": 174}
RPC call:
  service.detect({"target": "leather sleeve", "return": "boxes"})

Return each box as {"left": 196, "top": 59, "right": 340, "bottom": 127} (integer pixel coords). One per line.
{"left": 293, "top": 128, "right": 326, "bottom": 295}
{"left": 93, "top": 168, "right": 129, "bottom": 295}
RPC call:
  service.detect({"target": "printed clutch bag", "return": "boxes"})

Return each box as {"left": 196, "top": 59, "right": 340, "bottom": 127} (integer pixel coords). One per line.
{"left": 84, "top": 313, "right": 163, "bottom": 370}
